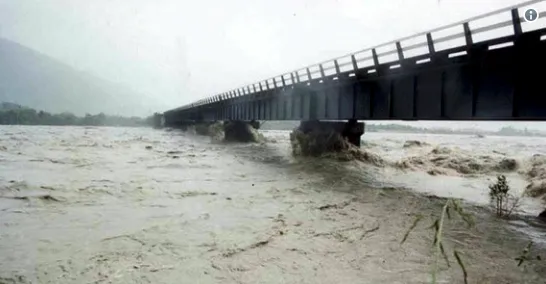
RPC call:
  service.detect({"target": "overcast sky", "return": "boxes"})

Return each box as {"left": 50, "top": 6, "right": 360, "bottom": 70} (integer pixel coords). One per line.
{"left": 1, "top": 0, "right": 545, "bottom": 130}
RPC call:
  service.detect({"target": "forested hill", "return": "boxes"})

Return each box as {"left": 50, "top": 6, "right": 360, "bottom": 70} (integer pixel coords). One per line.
{"left": 0, "top": 102, "right": 154, "bottom": 127}
{"left": 0, "top": 38, "right": 152, "bottom": 117}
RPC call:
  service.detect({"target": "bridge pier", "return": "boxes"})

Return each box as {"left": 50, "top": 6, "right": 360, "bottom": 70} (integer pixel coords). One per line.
{"left": 298, "top": 119, "right": 365, "bottom": 147}
{"left": 152, "top": 113, "right": 164, "bottom": 129}
{"left": 223, "top": 120, "right": 261, "bottom": 142}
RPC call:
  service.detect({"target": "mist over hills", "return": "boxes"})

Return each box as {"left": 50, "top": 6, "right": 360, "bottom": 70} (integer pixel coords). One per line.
{"left": 0, "top": 37, "right": 155, "bottom": 117}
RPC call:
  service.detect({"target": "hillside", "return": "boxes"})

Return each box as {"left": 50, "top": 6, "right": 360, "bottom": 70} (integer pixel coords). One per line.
{"left": 0, "top": 38, "right": 153, "bottom": 117}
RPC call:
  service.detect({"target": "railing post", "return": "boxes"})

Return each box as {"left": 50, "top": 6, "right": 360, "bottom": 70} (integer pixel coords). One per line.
{"left": 426, "top": 33, "right": 436, "bottom": 55}
{"left": 396, "top": 41, "right": 404, "bottom": 61}
{"left": 319, "top": 64, "right": 326, "bottom": 78}
{"left": 334, "top": 60, "right": 341, "bottom": 75}
{"left": 290, "top": 73, "right": 295, "bottom": 85}
{"left": 281, "top": 75, "right": 286, "bottom": 87}
{"left": 463, "top": 22, "right": 473, "bottom": 47}
{"left": 351, "top": 55, "right": 358, "bottom": 72}
{"left": 372, "top": 49, "right": 379, "bottom": 67}
{"left": 306, "top": 68, "right": 312, "bottom": 81}
{"left": 265, "top": 80, "right": 270, "bottom": 90}
{"left": 273, "top": 77, "right": 278, "bottom": 88}
{"left": 511, "top": 8, "right": 522, "bottom": 36}
{"left": 252, "top": 84, "right": 257, "bottom": 93}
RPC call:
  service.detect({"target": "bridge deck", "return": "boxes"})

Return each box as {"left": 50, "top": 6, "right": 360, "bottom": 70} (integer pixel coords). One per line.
{"left": 164, "top": 0, "right": 546, "bottom": 125}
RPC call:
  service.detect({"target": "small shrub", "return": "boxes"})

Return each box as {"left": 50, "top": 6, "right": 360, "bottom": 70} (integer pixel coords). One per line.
{"left": 489, "top": 175, "right": 520, "bottom": 218}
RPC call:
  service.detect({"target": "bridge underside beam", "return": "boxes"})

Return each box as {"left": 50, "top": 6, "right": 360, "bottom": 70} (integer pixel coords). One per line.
{"left": 164, "top": 29, "right": 546, "bottom": 123}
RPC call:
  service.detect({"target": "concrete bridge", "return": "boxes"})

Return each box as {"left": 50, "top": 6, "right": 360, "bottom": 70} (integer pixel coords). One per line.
{"left": 163, "top": 0, "right": 546, "bottom": 144}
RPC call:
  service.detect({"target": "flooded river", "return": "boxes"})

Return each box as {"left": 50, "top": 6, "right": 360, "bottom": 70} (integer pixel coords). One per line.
{"left": 1, "top": 125, "right": 545, "bottom": 283}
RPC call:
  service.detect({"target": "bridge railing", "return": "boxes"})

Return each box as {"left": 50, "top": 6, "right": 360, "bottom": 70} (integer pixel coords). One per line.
{"left": 170, "top": 0, "right": 545, "bottom": 113}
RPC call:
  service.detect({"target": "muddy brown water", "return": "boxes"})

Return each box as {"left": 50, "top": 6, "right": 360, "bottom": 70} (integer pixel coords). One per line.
{"left": 1, "top": 126, "right": 545, "bottom": 284}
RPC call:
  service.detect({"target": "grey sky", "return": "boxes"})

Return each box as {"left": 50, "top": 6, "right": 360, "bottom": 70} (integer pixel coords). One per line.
{"left": 1, "top": 0, "right": 545, "bottom": 130}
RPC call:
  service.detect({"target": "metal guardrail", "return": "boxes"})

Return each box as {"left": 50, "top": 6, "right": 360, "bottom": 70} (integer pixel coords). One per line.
{"left": 173, "top": 0, "right": 545, "bottom": 112}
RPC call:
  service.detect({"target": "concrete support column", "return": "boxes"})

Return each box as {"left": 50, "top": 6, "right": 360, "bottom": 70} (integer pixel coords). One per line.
{"left": 298, "top": 119, "right": 365, "bottom": 147}
{"left": 249, "top": 119, "right": 260, "bottom": 130}
{"left": 342, "top": 119, "right": 365, "bottom": 147}
{"left": 152, "top": 113, "right": 164, "bottom": 129}
{"left": 223, "top": 120, "right": 260, "bottom": 142}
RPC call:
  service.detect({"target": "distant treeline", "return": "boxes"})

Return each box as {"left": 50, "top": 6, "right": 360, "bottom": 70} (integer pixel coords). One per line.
{"left": 261, "top": 120, "right": 546, "bottom": 137}
{"left": 0, "top": 103, "right": 154, "bottom": 127}
{"left": 367, "top": 123, "right": 546, "bottom": 137}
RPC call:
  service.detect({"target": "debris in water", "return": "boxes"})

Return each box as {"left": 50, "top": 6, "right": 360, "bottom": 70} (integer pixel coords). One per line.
{"left": 318, "top": 198, "right": 356, "bottom": 210}
{"left": 101, "top": 234, "right": 146, "bottom": 246}
{"left": 313, "top": 224, "right": 379, "bottom": 242}
{"left": 40, "top": 186, "right": 56, "bottom": 190}
{"left": 145, "top": 146, "right": 152, "bottom": 150}
{"left": 359, "top": 224, "right": 380, "bottom": 240}
{"left": 3, "top": 194, "right": 63, "bottom": 202}
{"left": 176, "top": 191, "right": 218, "bottom": 198}
{"left": 403, "top": 140, "right": 430, "bottom": 148}
{"left": 222, "top": 238, "right": 272, "bottom": 257}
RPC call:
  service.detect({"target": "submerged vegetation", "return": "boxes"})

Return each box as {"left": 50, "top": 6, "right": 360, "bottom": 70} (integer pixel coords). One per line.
{"left": 489, "top": 175, "right": 521, "bottom": 218}
{"left": 401, "top": 199, "right": 474, "bottom": 284}
{"left": 0, "top": 102, "right": 155, "bottom": 127}
{"left": 401, "top": 197, "right": 542, "bottom": 283}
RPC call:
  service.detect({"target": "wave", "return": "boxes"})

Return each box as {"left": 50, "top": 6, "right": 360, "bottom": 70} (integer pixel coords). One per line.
{"left": 522, "top": 154, "right": 546, "bottom": 200}
{"left": 394, "top": 144, "right": 518, "bottom": 176}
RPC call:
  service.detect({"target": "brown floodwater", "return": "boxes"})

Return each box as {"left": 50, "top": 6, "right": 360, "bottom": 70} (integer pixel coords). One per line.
{"left": 0, "top": 125, "right": 545, "bottom": 284}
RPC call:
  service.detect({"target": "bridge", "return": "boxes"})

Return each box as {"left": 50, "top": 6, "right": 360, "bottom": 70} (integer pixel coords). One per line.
{"left": 162, "top": 1, "right": 546, "bottom": 144}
